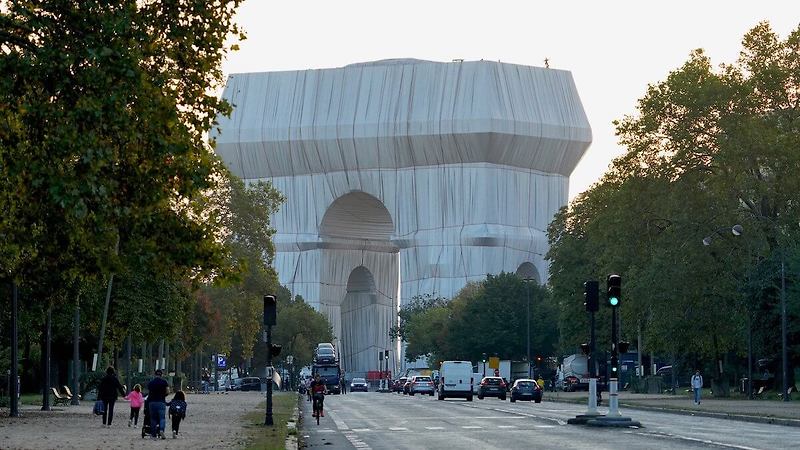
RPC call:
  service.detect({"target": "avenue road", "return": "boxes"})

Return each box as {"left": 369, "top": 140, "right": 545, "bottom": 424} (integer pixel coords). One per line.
{"left": 301, "top": 391, "right": 800, "bottom": 449}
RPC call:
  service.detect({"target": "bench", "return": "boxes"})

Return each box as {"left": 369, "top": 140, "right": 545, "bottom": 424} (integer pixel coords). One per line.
{"left": 778, "top": 385, "right": 796, "bottom": 400}
{"left": 754, "top": 385, "right": 766, "bottom": 399}
{"left": 51, "top": 387, "right": 70, "bottom": 406}
{"left": 63, "top": 385, "right": 81, "bottom": 400}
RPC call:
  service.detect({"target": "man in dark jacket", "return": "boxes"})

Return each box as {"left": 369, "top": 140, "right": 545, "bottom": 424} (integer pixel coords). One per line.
{"left": 147, "top": 369, "right": 170, "bottom": 439}
{"left": 98, "top": 366, "right": 126, "bottom": 427}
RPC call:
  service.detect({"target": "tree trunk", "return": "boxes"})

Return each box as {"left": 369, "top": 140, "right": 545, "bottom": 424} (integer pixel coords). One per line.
{"left": 71, "top": 300, "right": 81, "bottom": 405}
{"left": 41, "top": 307, "right": 52, "bottom": 411}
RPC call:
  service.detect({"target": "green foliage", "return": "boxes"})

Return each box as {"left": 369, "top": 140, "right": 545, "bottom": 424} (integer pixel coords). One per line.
{"left": 399, "top": 273, "right": 558, "bottom": 367}
{"left": 267, "top": 294, "right": 334, "bottom": 370}
{"left": 546, "top": 21, "right": 800, "bottom": 370}
{"left": 0, "top": 0, "right": 245, "bottom": 298}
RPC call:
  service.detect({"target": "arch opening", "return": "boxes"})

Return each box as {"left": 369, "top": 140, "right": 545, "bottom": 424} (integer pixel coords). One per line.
{"left": 320, "top": 191, "right": 393, "bottom": 241}
{"left": 516, "top": 262, "right": 541, "bottom": 284}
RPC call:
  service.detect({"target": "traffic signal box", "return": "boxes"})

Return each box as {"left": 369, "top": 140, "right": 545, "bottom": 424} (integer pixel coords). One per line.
{"left": 584, "top": 280, "right": 599, "bottom": 312}
{"left": 606, "top": 275, "right": 621, "bottom": 307}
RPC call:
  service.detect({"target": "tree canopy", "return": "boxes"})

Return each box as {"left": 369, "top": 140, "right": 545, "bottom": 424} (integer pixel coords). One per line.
{"left": 546, "top": 22, "right": 800, "bottom": 376}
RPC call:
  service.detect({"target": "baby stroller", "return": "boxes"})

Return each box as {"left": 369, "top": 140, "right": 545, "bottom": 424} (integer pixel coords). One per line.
{"left": 140, "top": 397, "right": 152, "bottom": 439}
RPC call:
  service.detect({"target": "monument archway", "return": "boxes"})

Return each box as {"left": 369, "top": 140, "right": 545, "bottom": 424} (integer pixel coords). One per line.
{"left": 319, "top": 192, "right": 397, "bottom": 376}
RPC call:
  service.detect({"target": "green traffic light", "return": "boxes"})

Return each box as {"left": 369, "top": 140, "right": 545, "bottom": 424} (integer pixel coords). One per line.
{"left": 609, "top": 297, "right": 619, "bottom": 306}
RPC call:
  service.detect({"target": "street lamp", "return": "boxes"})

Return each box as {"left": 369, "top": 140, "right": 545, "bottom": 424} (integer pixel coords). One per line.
{"left": 523, "top": 277, "right": 535, "bottom": 378}
{"left": 703, "top": 225, "right": 753, "bottom": 399}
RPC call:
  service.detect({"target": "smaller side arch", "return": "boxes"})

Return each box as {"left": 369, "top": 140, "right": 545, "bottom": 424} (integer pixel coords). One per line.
{"left": 516, "top": 262, "right": 541, "bottom": 284}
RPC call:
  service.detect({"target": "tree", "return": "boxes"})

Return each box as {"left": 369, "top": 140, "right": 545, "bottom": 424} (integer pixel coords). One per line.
{"left": 547, "top": 22, "right": 800, "bottom": 387}
{"left": 0, "top": 0, "right": 245, "bottom": 292}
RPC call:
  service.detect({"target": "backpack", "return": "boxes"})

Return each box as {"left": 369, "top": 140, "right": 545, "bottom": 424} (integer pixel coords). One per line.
{"left": 169, "top": 400, "right": 187, "bottom": 418}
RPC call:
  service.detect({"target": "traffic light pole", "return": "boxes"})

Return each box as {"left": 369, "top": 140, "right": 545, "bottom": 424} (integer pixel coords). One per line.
{"left": 587, "top": 309, "right": 598, "bottom": 415}
{"left": 608, "top": 306, "right": 620, "bottom": 417}
{"left": 265, "top": 325, "right": 273, "bottom": 426}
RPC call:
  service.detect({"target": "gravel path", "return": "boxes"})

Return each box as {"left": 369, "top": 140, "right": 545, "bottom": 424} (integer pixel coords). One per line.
{"left": 0, "top": 392, "right": 264, "bottom": 450}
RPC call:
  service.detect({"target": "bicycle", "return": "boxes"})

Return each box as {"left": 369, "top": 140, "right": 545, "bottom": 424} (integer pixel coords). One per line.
{"left": 312, "top": 393, "right": 324, "bottom": 425}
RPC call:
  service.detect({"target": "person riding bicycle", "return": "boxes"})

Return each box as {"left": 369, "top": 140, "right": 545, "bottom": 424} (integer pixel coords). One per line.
{"left": 310, "top": 374, "right": 327, "bottom": 418}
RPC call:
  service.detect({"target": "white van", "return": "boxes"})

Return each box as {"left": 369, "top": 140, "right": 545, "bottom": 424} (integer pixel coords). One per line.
{"left": 438, "top": 361, "right": 473, "bottom": 401}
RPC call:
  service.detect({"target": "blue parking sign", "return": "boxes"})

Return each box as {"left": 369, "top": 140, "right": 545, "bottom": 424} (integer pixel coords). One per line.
{"left": 217, "top": 355, "right": 227, "bottom": 369}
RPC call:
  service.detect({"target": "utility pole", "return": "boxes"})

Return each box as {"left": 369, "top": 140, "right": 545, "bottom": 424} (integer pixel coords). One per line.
{"left": 264, "top": 295, "right": 277, "bottom": 426}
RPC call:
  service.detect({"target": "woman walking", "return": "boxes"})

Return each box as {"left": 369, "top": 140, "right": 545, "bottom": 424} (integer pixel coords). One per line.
{"left": 98, "top": 366, "right": 126, "bottom": 427}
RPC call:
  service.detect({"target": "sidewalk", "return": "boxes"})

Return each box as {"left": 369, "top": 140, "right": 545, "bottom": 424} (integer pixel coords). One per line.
{"left": 545, "top": 390, "right": 800, "bottom": 427}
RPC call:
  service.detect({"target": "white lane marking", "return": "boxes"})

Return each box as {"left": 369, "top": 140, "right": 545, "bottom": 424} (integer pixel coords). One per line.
{"left": 351, "top": 428, "right": 372, "bottom": 432}
{"left": 316, "top": 429, "right": 335, "bottom": 433}
{"left": 535, "top": 425, "right": 555, "bottom": 428}
{"left": 498, "top": 425, "right": 517, "bottom": 429}
{"left": 474, "top": 416, "right": 525, "bottom": 420}
{"left": 425, "top": 426, "right": 445, "bottom": 430}
{"left": 462, "top": 426, "right": 482, "bottom": 429}
{"left": 327, "top": 409, "right": 349, "bottom": 431}
{"left": 627, "top": 430, "right": 761, "bottom": 450}
{"left": 389, "top": 427, "right": 409, "bottom": 431}
{"left": 343, "top": 430, "right": 372, "bottom": 450}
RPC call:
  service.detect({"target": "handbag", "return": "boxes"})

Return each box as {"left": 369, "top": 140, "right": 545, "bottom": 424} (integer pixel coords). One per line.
{"left": 93, "top": 400, "right": 105, "bottom": 415}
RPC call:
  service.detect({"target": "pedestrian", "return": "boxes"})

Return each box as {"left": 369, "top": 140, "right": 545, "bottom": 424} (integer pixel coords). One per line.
{"left": 691, "top": 369, "right": 704, "bottom": 405}
{"left": 201, "top": 369, "right": 211, "bottom": 394}
{"left": 536, "top": 376, "right": 545, "bottom": 390}
{"left": 125, "top": 384, "right": 144, "bottom": 428}
{"left": 167, "top": 390, "right": 187, "bottom": 439}
{"left": 97, "top": 366, "right": 126, "bottom": 427}
{"left": 147, "top": 369, "right": 170, "bottom": 439}
{"left": 341, "top": 377, "right": 347, "bottom": 394}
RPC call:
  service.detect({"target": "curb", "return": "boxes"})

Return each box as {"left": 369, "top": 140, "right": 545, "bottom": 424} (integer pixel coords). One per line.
{"left": 546, "top": 396, "right": 800, "bottom": 428}
{"left": 285, "top": 394, "right": 300, "bottom": 450}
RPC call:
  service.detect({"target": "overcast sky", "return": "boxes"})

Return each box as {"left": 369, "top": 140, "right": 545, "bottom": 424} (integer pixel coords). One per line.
{"left": 222, "top": 1, "right": 799, "bottom": 200}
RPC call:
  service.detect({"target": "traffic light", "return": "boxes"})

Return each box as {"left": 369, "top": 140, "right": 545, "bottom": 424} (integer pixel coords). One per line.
{"left": 584, "top": 280, "right": 599, "bottom": 312}
{"left": 264, "top": 295, "right": 277, "bottom": 326}
{"left": 384, "top": 350, "right": 390, "bottom": 358}
{"left": 606, "top": 275, "right": 621, "bottom": 307}
{"left": 618, "top": 341, "right": 630, "bottom": 354}
{"left": 270, "top": 343, "right": 282, "bottom": 357}
{"left": 610, "top": 354, "right": 619, "bottom": 375}
{"left": 580, "top": 343, "right": 591, "bottom": 356}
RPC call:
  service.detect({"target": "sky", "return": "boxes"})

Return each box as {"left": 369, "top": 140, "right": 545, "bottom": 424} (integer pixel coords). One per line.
{"left": 221, "top": 0, "right": 800, "bottom": 200}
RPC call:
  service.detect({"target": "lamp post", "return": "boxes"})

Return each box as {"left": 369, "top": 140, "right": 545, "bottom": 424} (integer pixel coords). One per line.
{"left": 523, "top": 277, "right": 535, "bottom": 378}
{"left": 702, "top": 224, "right": 748, "bottom": 397}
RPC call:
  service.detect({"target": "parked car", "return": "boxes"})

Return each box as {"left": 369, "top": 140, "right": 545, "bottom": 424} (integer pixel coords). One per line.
{"left": 229, "top": 377, "right": 262, "bottom": 392}
{"left": 409, "top": 376, "right": 435, "bottom": 396}
{"left": 477, "top": 376, "right": 507, "bottom": 400}
{"left": 350, "top": 377, "right": 368, "bottom": 392}
{"left": 394, "top": 377, "right": 407, "bottom": 393}
{"left": 509, "top": 379, "right": 542, "bottom": 403}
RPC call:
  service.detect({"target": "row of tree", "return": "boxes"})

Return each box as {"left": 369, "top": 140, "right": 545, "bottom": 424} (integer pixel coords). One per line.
{"left": 0, "top": 1, "right": 332, "bottom": 400}
{"left": 546, "top": 22, "right": 800, "bottom": 387}
{"left": 393, "top": 273, "right": 557, "bottom": 369}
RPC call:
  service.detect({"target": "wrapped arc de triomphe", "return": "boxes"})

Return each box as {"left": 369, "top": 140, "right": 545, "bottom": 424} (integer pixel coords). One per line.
{"left": 213, "top": 59, "right": 592, "bottom": 376}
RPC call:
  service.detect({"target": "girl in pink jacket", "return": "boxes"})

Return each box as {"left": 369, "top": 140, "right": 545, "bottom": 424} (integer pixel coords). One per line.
{"left": 125, "top": 384, "right": 144, "bottom": 427}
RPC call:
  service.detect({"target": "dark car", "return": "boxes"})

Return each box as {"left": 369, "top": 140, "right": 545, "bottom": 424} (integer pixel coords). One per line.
{"left": 350, "top": 377, "right": 368, "bottom": 392}
{"left": 510, "top": 379, "right": 542, "bottom": 403}
{"left": 402, "top": 378, "right": 413, "bottom": 395}
{"left": 394, "top": 377, "right": 407, "bottom": 393}
{"left": 314, "top": 347, "right": 337, "bottom": 364}
{"left": 477, "top": 376, "right": 507, "bottom": 400}
{"left": 228, "top": 377, "right": 262, "bottom": 392}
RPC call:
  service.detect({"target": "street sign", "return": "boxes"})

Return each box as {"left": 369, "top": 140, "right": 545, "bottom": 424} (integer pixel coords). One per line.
{"left": 488, "top": 356, "right": 500, "bottom": 369}
{"left": 216, "top": 355, "right": 227, "bottom": 369}
{"left": 266, "top": 366, "right": 274, "bottom": 378}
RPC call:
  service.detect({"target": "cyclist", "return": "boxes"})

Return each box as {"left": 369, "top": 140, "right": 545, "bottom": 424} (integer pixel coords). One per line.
{"left": 310, "top": 374, "right": 327, "bottom": 418}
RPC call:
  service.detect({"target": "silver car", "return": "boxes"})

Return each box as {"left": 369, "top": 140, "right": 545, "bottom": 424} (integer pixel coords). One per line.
{"left": 409, "top": 376, "right": 435, "bottom": 396}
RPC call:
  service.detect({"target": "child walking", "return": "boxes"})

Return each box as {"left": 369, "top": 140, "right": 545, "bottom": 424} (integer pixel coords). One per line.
{"left": 125, "top": 384, "right": 144, "bottom": 428}
{"left": 167, "top": 391, "right": 187, "bottom": 438}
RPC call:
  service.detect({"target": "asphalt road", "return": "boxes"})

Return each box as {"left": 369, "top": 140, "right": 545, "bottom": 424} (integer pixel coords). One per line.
{"left": 301, "top": 391, "right": 800, "bottom": 449}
